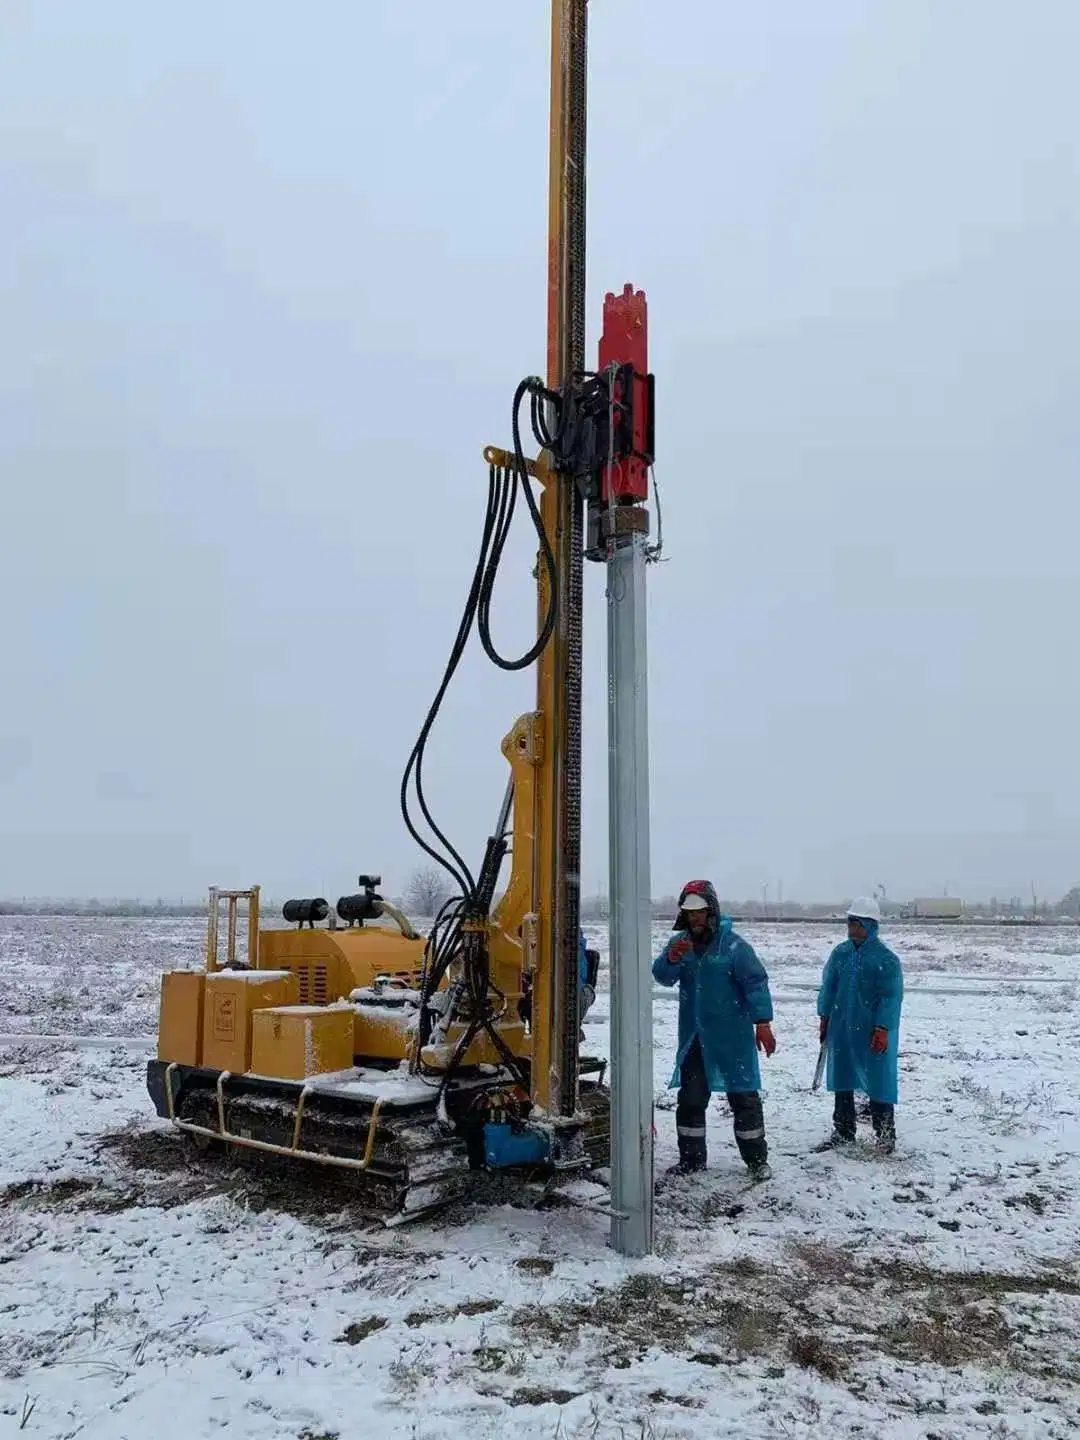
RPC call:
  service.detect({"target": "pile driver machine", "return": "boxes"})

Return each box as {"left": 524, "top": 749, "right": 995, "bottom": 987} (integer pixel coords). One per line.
{"left": 147, "top": 1, "right": 658, "bottom": 1249}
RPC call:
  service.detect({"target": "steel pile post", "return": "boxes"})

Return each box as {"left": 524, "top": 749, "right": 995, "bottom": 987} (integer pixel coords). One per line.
{"left": 596, "top": 283, "right": 655, "bottom": 1258}
{"left": 607, "top": 526, "right": 654, "bottom": 1257}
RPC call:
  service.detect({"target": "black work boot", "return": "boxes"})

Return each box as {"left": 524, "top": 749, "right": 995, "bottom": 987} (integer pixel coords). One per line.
{"left": 816, "top": 1091, "right": 857, "bottom": 1150}
{"left": 667, "top": 1155, "right": 707, "bottom": 1176}
{"left": 870, "top": 1102, "right": 896, "bottom": 1154}
{"left": 672, "top": 1118, "right": 708, "bottom": 1174}
{"left": 813, "top": 1133, "right": 853, "bottom": 1152}
{"left": 673, "top": 1039, "right": 710, "bottom": 1173}
{"left": 729, "top": 1091, "right": 770, "bottom": 1177}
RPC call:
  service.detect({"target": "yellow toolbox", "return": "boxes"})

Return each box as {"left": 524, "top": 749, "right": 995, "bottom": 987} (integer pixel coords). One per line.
{"left": 156, "top": 972, "right": 206, "bottom": 1066}
{"left": 250, "top": 1005, "right": 354, "bottom": 1080}
{"left": 202, "top": 970, "right": 299, "bottom": 1073}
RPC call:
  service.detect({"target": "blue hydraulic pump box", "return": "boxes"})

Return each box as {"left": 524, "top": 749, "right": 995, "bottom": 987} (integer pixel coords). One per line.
{"left": 482, "top": 1121, "right": 551, "bottom": 1169}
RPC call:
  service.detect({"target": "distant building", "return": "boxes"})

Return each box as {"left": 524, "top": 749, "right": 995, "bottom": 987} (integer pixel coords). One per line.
{"left": 909, "top": 897, "right": 964, "bottom": 920}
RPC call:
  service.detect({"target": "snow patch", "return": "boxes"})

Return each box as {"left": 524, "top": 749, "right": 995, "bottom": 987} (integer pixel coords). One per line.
{"left": 2, "top": 916, "right": 1080, "bottom": 1437}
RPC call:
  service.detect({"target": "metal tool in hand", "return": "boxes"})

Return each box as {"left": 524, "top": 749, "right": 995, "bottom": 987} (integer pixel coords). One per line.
{"left": 811, "top": 1040, "right": 827, "bottom": 1092}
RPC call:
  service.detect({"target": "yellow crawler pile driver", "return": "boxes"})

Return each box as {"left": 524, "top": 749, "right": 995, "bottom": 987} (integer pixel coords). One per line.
{"left": 147, "top": 1, "right": 655, "bottom": 1224}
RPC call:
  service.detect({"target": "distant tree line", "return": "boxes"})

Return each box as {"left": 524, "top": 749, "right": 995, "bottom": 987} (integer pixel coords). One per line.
{"left": 389, "top": 873, "right": 1080, "bottom": 924}
{"left": 0, "top": 899, "right": 208, "bottom": 917}
{"left": 6, "top": 875, "right": 1080, "bottom": 922}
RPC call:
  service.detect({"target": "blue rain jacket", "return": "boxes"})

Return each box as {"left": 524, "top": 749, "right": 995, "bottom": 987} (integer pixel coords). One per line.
{"left": 816, "top": 921, "right": 904, "bottom": 1105}
{"left": 652, "top": 920, "right": 774, "bottom": 1095}
{"left": 579, "top": 931, "right": 589, "bottom": 986}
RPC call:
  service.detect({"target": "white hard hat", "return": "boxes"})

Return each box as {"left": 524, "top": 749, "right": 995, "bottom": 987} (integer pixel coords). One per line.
{"left": 846, "top": 896, "right": 881, "bottom": 923}
{"left": 680, "top": 893, "right": 709, "bottom": 911}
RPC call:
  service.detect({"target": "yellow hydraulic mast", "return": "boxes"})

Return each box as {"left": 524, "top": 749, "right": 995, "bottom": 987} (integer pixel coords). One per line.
{"left": 530, "top": 0, "right": 589, "bottom": 1120}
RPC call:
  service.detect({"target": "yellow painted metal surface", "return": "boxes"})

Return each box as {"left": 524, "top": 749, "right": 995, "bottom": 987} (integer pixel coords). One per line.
{"left": 257, "top": 925, "right": 425, "bottom": 1004}
{"left": 250, "top": 1005, "right": 353, "bottom": 1080}
{"left": 422, "top": 1017, "right": 529, "bottom": 1073}
{"left": 352, "top": 1002, "right": 418, "bottom": 1063}
{"left": 157, "top": 972, "right": 206, "bottom": 1066}
{"left": 202, "top": 971, "right": 299, "bottom": 1074}
{"left": 529, "top": 0, "right": 584, "bottom": 1117}
{"left": 488, "top": 710, "right": 543, "bottom": 1020}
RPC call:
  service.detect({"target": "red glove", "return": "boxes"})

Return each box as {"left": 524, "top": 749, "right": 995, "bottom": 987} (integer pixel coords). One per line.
{"left": 870, "top": 1027, "right": 888, "bottom": 1054}
{"left": 669, "top": 937, "right": 692, "bottom": 964}
{"left": 819, "top": 1017, "right": 829, "bottom": 1042}
{"left": 755, "top": 1022, "right": 776, "bottom": 1057}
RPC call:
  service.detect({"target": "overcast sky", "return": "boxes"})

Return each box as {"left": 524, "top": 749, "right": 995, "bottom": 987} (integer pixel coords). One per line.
{"left": 2, "top": 1, "right": 1078, "bottom": 905}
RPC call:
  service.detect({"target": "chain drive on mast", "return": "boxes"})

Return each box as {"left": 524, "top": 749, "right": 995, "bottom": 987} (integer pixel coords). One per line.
{"left": 551, "top": 0, "right": 589, "bottom": 1118}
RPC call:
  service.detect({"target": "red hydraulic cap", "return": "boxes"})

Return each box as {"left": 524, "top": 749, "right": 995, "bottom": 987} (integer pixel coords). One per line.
{"left": 597, "top": 283, "right": 652, "bottom": 505}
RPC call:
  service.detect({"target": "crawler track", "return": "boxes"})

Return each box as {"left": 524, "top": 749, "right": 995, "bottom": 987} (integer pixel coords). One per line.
{"left": 147, "top": 1060, "right": 611, "bottom": 1223}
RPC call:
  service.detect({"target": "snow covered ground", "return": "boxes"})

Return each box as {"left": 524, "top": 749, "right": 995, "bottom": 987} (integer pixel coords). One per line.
{"left": 1, "top": 915, "right": 1079, "bottom": 1439}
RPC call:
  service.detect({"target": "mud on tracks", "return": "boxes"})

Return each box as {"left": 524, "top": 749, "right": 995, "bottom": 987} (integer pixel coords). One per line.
{"left": 1, "top": 1123, "right": 405, "bottom": 1224}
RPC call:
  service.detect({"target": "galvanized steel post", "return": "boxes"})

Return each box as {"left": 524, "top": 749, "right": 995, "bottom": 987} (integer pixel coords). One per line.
{"left": 607, "top": 528, "right": 654, "bottom": 1256}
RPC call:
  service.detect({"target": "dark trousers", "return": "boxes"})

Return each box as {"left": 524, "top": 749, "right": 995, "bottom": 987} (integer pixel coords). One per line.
{"left": 833, "top": 1090, "right": 895, "bottom": 1142}
{"left": 676, "top": 1037, "right": 768, "bottom": 1169}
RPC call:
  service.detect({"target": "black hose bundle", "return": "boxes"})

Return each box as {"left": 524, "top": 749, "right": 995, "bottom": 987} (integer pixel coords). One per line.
{"left": 400, "top": 376, "right": 562, "bottom": 1089}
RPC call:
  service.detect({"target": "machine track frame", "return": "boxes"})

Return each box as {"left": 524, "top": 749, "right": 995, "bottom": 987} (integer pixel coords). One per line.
{"left": 148, "top": 1058, "right": 610, "bottom": 1225}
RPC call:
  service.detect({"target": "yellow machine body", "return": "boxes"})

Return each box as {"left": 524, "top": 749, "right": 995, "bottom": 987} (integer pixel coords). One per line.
{"left": 257, "top": 924, "right": 424, "bottom": 1003}
{"left": 257, "top": 923, "right": 431, "bottom": 1064}
{"left": 156, "top": 897, "right": 434, "bottom": 1079}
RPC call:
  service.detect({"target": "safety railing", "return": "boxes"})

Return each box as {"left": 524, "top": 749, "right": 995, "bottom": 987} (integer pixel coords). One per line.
{"left": 205, "top": 885, "right": 260, "bottom": 972}
{"left": 163, "top": 1061, "right": 384, "bottom": 1171}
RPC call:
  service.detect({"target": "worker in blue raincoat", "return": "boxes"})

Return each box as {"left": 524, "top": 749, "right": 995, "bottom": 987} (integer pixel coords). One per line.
{"left": 578, "top": 931, "right": 598, "bottom": 1038}
{"left": 652, "top": 880, "right": 777, "bottom": 1178}
{"left": 816, "top": 896, "right": 904, "bottom": 1153}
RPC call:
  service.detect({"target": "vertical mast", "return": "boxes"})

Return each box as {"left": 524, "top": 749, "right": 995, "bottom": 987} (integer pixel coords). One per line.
{"left": 531, "top": 0, "right": 588, "bottom": 1118}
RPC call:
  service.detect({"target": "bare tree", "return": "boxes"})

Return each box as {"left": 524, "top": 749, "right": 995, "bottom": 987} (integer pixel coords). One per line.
{"left": 403, "top": 866, "right": 454, "bottom": 918}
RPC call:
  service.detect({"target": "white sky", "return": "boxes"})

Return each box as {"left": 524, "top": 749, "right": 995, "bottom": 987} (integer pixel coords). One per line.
{"left": 2, "top": 1, "right": 1078, "bottom": 904}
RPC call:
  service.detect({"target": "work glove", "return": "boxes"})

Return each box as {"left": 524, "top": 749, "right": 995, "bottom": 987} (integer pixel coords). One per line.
{"left": 668, "top": 937, "right": 692, "bottom": 964}
{"left": 818, "top": 1017, "right": 829, "bottom": 1042}
{"left": 755, "top": 1022, "right": 776, "bottom": 1057}
{"left": 870, "top": 1027, "right": 888, "bottom": 1054}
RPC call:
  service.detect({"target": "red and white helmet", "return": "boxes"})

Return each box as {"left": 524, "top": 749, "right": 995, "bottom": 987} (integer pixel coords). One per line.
{"left": 675, "top": 879, "right": 720, "bottom": 926}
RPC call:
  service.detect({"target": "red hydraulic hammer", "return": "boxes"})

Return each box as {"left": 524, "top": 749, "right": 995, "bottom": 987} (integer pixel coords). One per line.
{"left": 597, "top": 284, "right": 654, "bottom": 507}
{"left": 584, "top": 284, "right": 655, "bottom": 561}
